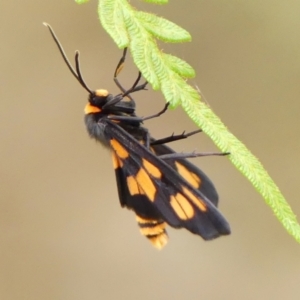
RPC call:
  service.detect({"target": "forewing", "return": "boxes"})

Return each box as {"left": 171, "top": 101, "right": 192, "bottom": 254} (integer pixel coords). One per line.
{"left": 112, "top": 151, "right": 162, "bottom": 219}
{"left": 150, "top": 142, "right": 219, "bottom": 207}
{"left": 105, "top": 120, "right": 230, "bottom": 240}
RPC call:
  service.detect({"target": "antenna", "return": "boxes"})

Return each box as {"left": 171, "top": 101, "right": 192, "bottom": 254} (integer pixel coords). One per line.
{"left": 43, "top": 23, "right": 93, "bottom": 94}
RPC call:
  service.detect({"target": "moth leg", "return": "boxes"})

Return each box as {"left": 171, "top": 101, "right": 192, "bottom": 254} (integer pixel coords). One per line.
{"left": 114, "top": 48, "right": 129, "bottom": 94}
{"left": 159, "top": 151, "right": 230, "bottom": 160}
{"left": 108, "top": 103, "right": 169, "bottom": 123}
{"left": 151, "top": 130, "right": 202, "bottom": 146}
{"left": 142, "top": 103, "right": 169, "bottom": 121}
{"left": 114, "top": 48, "right": 148, "bottom": 100}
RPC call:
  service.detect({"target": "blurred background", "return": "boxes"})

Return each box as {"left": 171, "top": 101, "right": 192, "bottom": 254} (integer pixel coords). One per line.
{"left": 1, "top": 1, "right": 300, "bottom": 299}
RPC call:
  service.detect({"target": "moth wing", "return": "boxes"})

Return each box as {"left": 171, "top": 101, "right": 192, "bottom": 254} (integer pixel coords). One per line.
{"left": 150, "top": 142, "right": 219, "bottom": 207}
{"left": 106, "top": 120, "right": 230, "bottom": 240}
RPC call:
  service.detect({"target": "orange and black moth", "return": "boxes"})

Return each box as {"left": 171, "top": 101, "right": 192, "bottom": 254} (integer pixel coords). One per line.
{"left": 44, "top": 23, "right": 231, "bottom": 249}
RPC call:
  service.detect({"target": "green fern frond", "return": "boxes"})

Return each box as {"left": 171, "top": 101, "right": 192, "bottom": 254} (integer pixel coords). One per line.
{"left": 75, "top": 0, "right": 300, "bottom": 243}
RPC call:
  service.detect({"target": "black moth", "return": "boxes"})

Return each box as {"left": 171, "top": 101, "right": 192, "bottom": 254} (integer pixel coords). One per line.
{"left": 45, "top": 23, "right": 230, "bottom": 249}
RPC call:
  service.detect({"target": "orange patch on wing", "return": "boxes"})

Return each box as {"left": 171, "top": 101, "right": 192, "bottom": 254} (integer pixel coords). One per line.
{"left": 135, "top": 168, "right": 156, "bottom": 202}
{"left": 142, "top": 158, "right": 161, "bottom": 178}
{"left": 110, "top": 139, "right": 129, "bottom": 159}
{"left": 175, "top": 162, "right": 201, "bottom": 188}
{"left": 112, "top": 152, "right": 120, "bottom": 169}
{"left": 127, "top": 176, "right": 140, "bottom": 196}
{"left": 170, "top": 193, "right": 194, "bottom": 220}
{"left": 84, "top": 103, "right": 101, "bottom": 114}
{"left": 182, "top": 186, "right": 207, "bottom": 212}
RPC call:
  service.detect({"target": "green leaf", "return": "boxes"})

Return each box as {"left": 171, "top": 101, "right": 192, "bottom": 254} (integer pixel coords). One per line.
{"left": 162, "top": 53, "right": 196, "bottom": 78}
{"left": 75, "top": 0, "right": 300, "bottom": 243}
{"left": 99, "top": 0, "right": 129, "bottom": 48}
{"left": 159, "top": 71, "right": 194, "bottom": 107}
{"left": 124, "top": 12, "right": 161, "bottom": 89}
{"left": 135, "top": 11, "right": 191, "bottom": 43}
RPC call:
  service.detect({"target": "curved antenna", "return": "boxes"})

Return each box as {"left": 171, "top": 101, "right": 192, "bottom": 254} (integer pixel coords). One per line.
{"left": 74, "top": 51, "right": 93, "bottom": 94}
{"left": 43, "top": 23, "right": 92, "bottom": 94}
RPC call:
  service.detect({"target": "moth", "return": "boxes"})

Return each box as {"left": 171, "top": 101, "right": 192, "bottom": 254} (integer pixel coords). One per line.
{"left": 44, "top": 23, "right": 230, "bottom": 249}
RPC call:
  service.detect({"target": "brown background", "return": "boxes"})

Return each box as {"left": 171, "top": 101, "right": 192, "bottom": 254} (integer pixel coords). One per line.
{"left": 1, "top": 1, "right": 300, "bottom": 299}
